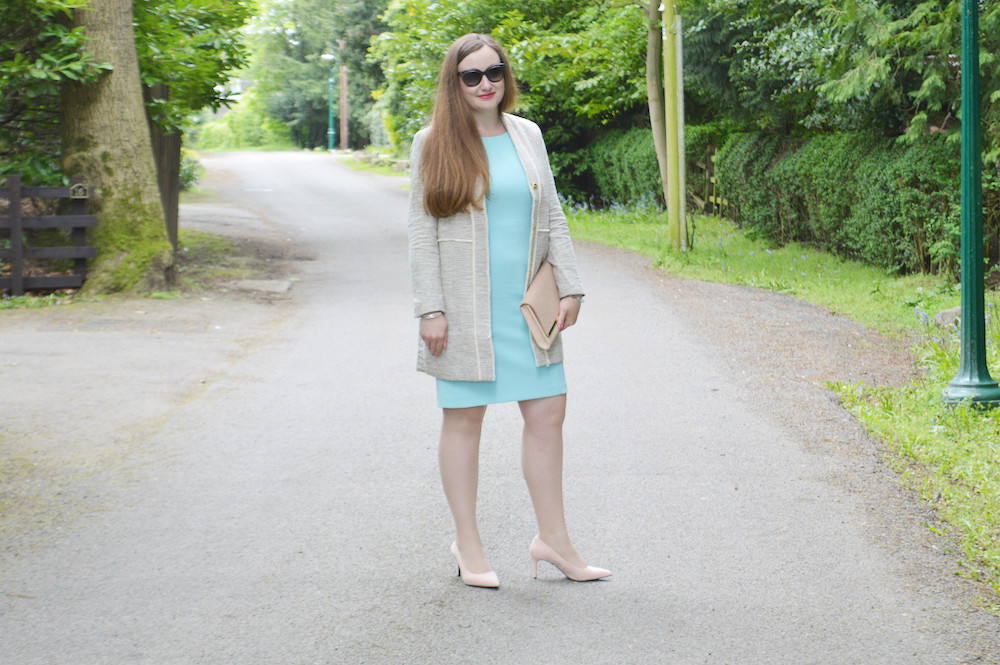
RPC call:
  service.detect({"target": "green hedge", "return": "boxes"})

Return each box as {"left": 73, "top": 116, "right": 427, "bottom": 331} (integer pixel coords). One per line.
{"left": 579, "top": 125, "right": 983, "bottom": 275}
{"left": 581, "top": 123, "right": 737, "bottom": 209}
{"left": 586, "top": 128, "right": 662, "bottom": 207}
{"left": 715, "top": 132, "right": 975, "bottom": 274}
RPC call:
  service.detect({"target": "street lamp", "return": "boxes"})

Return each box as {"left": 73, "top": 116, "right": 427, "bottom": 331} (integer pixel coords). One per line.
{"left": 942, "top": 0, "right": 1000, "bottom": 407}
{"left": 321, "top": 53, "right": 336, "bottom": 151}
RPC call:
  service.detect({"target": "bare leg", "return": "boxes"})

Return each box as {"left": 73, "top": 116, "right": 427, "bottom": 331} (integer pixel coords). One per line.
{"left": 439, "top": 405, "right": 491, "bottom": 573}
{"left": 519, "top": 394, "right": 587, "bottom": 568}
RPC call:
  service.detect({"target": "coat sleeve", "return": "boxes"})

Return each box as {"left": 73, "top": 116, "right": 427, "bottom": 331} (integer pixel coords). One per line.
{"left": 407, "top": 130, "right": 445, "bottom": 318}
{"left": 534, "top": 125, "right": 584, "bottom": 298}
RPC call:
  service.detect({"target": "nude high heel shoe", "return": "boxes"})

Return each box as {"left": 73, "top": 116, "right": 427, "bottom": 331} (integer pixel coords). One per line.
{"left": 529, "top": 535, "right": 611, "bottom": 582}
{"left": 451, "top": 542, "right": 500, "bottom": 588}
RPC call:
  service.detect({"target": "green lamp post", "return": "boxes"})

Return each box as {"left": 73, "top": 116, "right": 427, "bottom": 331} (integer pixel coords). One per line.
{"left": 321, "top": 53, "right": 337, "bottom": 151}
{"left": 942, "top": 0, "right": 1000, "bottom": 407}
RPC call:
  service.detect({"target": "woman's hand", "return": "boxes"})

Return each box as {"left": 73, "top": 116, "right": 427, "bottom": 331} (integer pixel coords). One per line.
{"left": 420, "top": 315, "right": 449, "bottom": 357}
{"left": 557, "top": 296, "right": 581, "bottom": 331}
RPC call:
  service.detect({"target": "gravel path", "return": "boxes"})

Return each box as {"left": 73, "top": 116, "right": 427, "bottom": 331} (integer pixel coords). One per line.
{"left": 1, "top": 151, "right": 998, "bottom": 664}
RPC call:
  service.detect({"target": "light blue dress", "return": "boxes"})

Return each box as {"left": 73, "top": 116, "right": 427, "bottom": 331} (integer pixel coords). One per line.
{"left": 436, "top": 133, "right": 567, "bottom": 408}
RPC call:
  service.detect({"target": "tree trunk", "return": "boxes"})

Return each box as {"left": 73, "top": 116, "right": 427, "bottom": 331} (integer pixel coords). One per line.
{"left": 645, "top": 1, "right": 670, "bottom": 209}
{"left": 61, "top": 0, "right": 172, "bottom": 293}
{"left": 144, "top": 82, "right": 181, "bottom": 283}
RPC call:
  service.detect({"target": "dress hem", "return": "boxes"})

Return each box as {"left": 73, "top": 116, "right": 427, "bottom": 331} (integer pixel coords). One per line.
{"left": 438, "top": 390, "right": 568, "bottom": 410}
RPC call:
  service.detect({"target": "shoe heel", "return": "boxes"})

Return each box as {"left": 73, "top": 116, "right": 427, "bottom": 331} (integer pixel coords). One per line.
{"left": 451, "top": 541, "right": 500, "bottom": 589}
{"left": 528, "top": 535, "right": 611, "bottom": 582}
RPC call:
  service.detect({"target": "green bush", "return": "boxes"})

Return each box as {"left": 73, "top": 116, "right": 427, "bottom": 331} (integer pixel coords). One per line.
{"left": 179, "top": 148, "right": 202, "bottom": 190}
{"left": 576, "top": 122, "right": 738, "bottom": 210}
{"left": 586, "top": 128, "right": 662, "bottom": 207}
{"left": 188, "top": 96, "right": 292, "bottom": 151}
{"left": 715, "top": 132, "right": 972, "bottom": 274}
{"left": 979, "top": 169, "right": 1000, "bottom": 268}
{"left": 848, "top": 137, "right": 961, "bottom": 273}
{"left": 715, "top": 132, "right": 784, "bottom": 239}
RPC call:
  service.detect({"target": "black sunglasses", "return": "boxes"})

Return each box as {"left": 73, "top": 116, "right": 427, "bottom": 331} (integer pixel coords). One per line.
{"left": 457, "top": 63, "right": 505, "bottom": 88}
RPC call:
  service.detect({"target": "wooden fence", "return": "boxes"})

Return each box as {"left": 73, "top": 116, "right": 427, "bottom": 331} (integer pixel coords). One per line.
{"left": 692, "top": 147, "right": 739, "bottom": 221}
{"left": 0, "top": 174, "right": 96, "bottom": 296}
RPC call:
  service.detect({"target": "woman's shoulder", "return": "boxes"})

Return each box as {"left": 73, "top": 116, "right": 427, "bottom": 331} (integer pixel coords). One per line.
{"left": 413, "top": 126, "right": 431, "bottom": 145}
{"left": 410, "top": 126, "right": 432, "bottom": 165}
{"left": 503, "top": 113, "right": 542, "bottom": 137}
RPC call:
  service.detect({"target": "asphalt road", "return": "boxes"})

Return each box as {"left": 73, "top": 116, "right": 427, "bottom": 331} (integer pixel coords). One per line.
{"left": 2, "top": 151, "right": 998, "bottom": 664}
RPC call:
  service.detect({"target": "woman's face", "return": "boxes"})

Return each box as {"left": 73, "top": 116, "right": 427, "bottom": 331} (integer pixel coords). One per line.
{"left": 456, "top": 46, "right": 504, "bottom": 117}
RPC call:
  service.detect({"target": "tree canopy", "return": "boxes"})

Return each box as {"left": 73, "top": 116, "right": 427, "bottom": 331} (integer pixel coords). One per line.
{"left": 0, "top": 0, "right": 252, "bottom": 185}
{"left": 374, "top": 0, "right": 648, "bottom": 184}
{"left": 681, "top": 0, "right": 1000, "bottom": 155}
{"left": 247, "top": 0, "right": 388, "bottom": 149}
{"left": 0, "top": 0, "right": 110, "bottom": 183}
{"left": 134, "top": 0, "right": 253, "bottom": 132}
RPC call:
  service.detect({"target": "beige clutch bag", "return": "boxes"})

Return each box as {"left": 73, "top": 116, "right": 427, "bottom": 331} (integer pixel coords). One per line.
{"left": 520, "top": 261, "right": 560, "bottom": 350}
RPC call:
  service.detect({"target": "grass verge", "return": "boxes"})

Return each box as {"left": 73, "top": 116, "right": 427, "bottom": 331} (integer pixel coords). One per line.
{"left": 1, "top": 292, "right": 77, "bottom": 309}
{"left": 569, "top": 206, "right": 1000, "bottom": 607}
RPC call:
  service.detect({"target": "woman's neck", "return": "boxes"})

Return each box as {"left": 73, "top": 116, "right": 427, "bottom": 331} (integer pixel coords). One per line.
{"left": 473, "top": 111, "right": 505, "bottom": 137}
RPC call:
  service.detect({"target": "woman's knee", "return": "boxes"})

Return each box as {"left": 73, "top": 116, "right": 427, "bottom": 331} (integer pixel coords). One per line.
{"left": 441, "top": 405, "right": 487, "bottom": 436}
{"left": 520, "top": 395, "right": 566, "bottom": 432}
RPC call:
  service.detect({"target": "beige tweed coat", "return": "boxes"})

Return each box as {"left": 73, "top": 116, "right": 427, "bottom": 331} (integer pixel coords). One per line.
{"left": 408, "top": 113, "right": 584, "bottom": 381}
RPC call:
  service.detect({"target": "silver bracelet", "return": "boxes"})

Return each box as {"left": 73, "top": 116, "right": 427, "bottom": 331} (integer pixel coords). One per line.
{"left": 421, "top": 311, "right": 443, "bottom": 320}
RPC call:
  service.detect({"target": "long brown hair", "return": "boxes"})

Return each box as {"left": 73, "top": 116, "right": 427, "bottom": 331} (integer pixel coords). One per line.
{"left": 420, "top": 34, "right": 518, "bottom": 219}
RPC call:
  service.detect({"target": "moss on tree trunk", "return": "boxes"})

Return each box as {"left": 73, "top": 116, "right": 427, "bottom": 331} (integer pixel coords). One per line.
{"left": 61, "top": 0, "right": 172, "bottom": 294}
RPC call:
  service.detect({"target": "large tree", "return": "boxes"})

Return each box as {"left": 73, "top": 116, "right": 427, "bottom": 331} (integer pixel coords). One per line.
{"left": 61, "top": 0, "right": 172, "bottom": 293}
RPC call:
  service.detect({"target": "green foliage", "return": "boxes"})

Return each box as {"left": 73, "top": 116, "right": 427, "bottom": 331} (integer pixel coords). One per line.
{"left": 373, "top": 0, "right": 519, "bottom": 148}
{"left": 249, "top": 0, "right": 389, "bottom": 149}
{"left": 373, "top": 0, "right": 648, "bottom": 179}
{"left": 188, "top": 95, "right": 293, "bottom": 151}
{"left": 335, "top": 0, "right": 395, "bottom": 147}
{"left": 682, "top": 0, "right": 1000, "bottom": 155}
{"left": 681, "top": 0, "right": 848, "bottom": 133}
{"left": 714, "top": 131, "right": 783, "bottom": 236}
{"left": 0, "top": 0, "right": 110, "bottom": 184}
{"left": 178, "top": 148, "right": 202, "bottom": 190}
{"left": 134, "top": 0, "right": 254, "bottom": 133}
{"left": 847, "top": 136, "right": 963, "bottom": 273}
{"left": 494, "top": 3, "right": 647, "bottom": 146}
{"left": 715, "top": 131, "right": 971, "bottom": 274}
{"left": 817, "top": 0, "right": 1000, "bottom": 154}
{"left": 0, "top": 291, "right": 76, "bottom": 309}
{"left": 586, "top": 128, "right": 661, "bottom": 207}
{"left": 1, "top": 0, "right": 251, "bottom": 185}
{"left": 684, "top": 121, "right": 731, "bottom": 165}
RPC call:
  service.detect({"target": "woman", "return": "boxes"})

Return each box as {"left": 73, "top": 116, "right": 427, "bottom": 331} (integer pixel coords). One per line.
{"left": 408, "top": 33, "right": 610, "bottom": 588}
